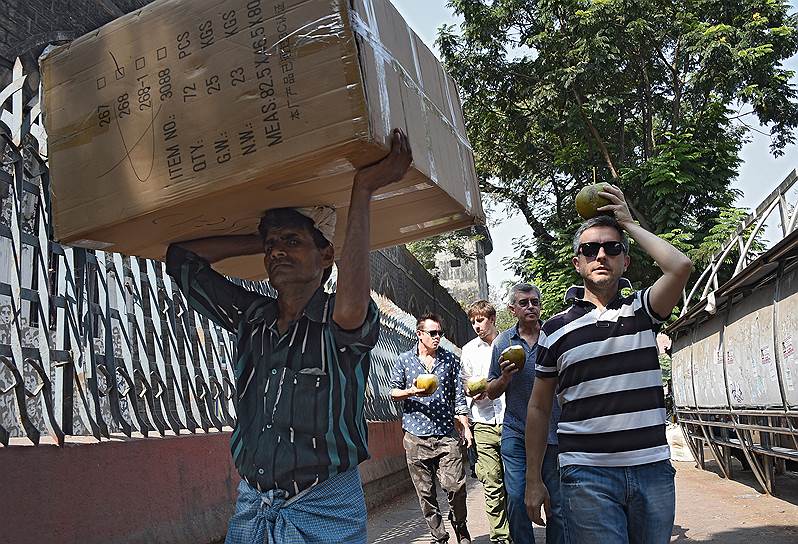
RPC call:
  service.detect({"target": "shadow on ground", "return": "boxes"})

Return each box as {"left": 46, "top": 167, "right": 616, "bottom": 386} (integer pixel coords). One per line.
{"left": 697, "top": 458, "right": 798, "bottom": 507}
{"left": 672, "top": 523, "right": 798, "bottom": 543}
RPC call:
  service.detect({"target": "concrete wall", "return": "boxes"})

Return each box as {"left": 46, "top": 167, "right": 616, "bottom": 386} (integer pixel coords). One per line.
{"left": 372, "top": 247, "right": 474, "bottom": 347}
{"left": 1, "top": 421, "right": 410, "bottom": 544}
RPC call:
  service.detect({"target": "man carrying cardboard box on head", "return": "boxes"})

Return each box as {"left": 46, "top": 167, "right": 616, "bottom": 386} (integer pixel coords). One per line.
{"left": 165, "top": 129, "right": 412, "bottom": 544}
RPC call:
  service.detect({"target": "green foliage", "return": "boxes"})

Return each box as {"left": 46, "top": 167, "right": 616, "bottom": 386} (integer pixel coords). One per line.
{"left": 688, "top": 206, "right": 768, "bottom": 287}
{"left": 494, "top": 306, "right": 517, "bottom": 331}
{"left": 659, "top": 353, "right": 672, "bottom": 383}
{"left": 438, "top": 0, "right": 798, "bottom": 310}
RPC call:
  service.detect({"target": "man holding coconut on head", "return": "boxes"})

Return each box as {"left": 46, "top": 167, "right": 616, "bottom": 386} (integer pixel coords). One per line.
{"left": 389, "top": 313, "right": 473, "bottom": 544}
{"left": 524, "top": 184, "right": 692, "bottom": 543}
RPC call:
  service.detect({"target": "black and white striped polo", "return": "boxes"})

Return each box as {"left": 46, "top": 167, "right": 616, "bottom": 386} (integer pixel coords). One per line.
{"left": 535, "top": 284, "right": 669, "bottom": 467}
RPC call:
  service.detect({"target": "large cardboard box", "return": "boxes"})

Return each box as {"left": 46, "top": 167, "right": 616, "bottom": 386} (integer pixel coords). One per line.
{"left": 41, "top": 0, "right": 483, "bottom": 279}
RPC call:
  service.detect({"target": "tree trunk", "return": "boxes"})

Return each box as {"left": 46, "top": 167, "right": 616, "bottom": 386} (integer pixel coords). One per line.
{"left": 572, "top": 89, "right": 619, "bottom": 179}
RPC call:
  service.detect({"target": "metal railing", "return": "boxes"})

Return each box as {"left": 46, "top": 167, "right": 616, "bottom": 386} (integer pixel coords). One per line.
{"left": 0, "top": 57, "right": 438, "bottom": 446}
{"left": 679, "top": 168, "right": 798, "bottom": 317}
{"left": 668, "top": 165, "right": 798, "bottom": 495}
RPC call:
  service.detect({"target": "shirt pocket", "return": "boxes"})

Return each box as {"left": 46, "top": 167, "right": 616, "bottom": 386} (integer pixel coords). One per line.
{"left": 269, "top": 366, "right": 330, "bottom": 437}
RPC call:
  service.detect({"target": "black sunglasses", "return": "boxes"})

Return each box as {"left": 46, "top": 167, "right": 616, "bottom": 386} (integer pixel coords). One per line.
{"left": 420, "top": 329, "right": 444, "bottom": 338}
{"left": 578, "top": 241, "right": 626, "bottom": 258}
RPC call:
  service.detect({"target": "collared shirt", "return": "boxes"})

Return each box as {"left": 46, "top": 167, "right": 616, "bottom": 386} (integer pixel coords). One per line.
{"left": 389, "top": 344, "right": 468, "bottom": 437}
{"left": 460, "top": 336, "right": 505, "bottom": 424}
{"left": 166, "top": 245, "right": 380, "bottom": 497}
{"left": 489, "top": 323, "right": 560, "bottom": 444}
{"left": 536, "top": 284, "right": 669, "bottom": 467}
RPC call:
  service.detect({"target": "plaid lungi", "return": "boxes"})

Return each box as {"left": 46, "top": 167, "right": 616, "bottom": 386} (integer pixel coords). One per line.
{"left": 224, "top": 468, "right": 367, "bottom": 544}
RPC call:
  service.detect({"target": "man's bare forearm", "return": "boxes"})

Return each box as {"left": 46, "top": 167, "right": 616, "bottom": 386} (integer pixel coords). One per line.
{"left": 333, "top": 186, "right": 372, "bottom": 330}
{"left": 623, "top": 221, "right": 692, "bottom": 318}
{"left": 333, "top": 130, "right": 412, "bottom": 330}
{"left": 623, "top": 222, "right": 692, "bottom": 277}
{"left": 390, "top": 388, "right": 416, "bottom": 401}
{"left": 486, "top": 375, "right": 509, "bottom": 399}
{"left": 169, "top": 235, "right": 262, "bottom": 264}
{"left": 524, "top": 404, "right": 551, "bottom": 484}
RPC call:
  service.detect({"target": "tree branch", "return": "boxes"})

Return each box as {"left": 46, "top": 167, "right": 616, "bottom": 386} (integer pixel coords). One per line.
{"left": 572, "top": 88, "right": 619, "bottom": 179}
{"left": 480, "top": 178, "right": 555, "bottom": 242}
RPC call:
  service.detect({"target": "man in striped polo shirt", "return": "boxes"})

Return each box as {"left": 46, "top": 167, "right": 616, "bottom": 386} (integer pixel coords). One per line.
{"left": 524, "top": 185, "right": 692, "bottom": 543}
{"left": 166, "top": 129, "right": 412, "bottom": 544}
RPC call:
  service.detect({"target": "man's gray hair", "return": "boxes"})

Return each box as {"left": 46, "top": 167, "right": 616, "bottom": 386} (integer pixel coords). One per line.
{"left": 572, "top": 215, "right": 629, "bottom": 255}
{"left": 507, "top": 282, "right": 541, "bottom": 305}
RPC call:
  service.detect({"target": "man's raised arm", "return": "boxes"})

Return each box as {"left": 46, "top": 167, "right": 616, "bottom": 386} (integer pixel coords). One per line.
{"left": 333, "top": 129, "right": 412, "bottom": 330}
{"left": 168, "top": 234, "right": 263, "bottom": 264}
{"left": 598, "top": 185, "right": 693, "bottom": 319}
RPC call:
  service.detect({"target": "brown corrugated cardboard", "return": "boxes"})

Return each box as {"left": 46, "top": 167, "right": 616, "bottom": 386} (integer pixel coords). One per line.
{"left": 41, "top": 0, "right": 483, "bottom": 280}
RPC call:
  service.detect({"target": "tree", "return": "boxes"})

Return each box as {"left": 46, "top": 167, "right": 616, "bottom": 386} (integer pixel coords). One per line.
{"left": 438, "top": 0, "right": 798, "bottom": 316}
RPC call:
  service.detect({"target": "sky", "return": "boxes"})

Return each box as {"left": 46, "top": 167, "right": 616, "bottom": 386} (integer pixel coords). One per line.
{"left": 390, "top": 0, "right": 798, "bottom": 299}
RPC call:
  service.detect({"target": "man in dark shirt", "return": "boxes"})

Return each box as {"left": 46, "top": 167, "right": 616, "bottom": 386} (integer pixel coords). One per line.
{"left": 166, "top": 129, "right": 411, "bottom": 544}
{"left": 389, "top": 313, "right": 473, "bottom": 544}
{"left": 487, "top": 284, "right": 563, "bottom": 544}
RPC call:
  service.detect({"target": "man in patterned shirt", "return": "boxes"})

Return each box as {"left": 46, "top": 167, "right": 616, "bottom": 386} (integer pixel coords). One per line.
{"left": 390, "top": 313, "right": 473, "bottom": 544}
{"left": 524, "top": 185, "right": 692, "bottom": 543}
{"left": 166, "top": 129, "right": 412, "bottom": 544}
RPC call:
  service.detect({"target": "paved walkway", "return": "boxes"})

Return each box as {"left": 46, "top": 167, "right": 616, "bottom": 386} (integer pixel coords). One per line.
{"left": 368, "top": 461, "right": 798, "bottom": 543}
{"left": 368, "top": 476, "right": 545, "bottom": 544}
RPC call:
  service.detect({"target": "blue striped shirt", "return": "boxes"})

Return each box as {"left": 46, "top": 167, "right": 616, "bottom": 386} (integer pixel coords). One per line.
{"left": 166, "top": 245, "right": 380, "bottom": 497}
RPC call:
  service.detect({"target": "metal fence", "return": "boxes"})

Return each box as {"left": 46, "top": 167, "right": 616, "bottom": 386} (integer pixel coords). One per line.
{"left": 0, "top": 57, "right": 448, "bottom": 446}
{"left": 668, "top": 168, "right": 798, "bottom": 494}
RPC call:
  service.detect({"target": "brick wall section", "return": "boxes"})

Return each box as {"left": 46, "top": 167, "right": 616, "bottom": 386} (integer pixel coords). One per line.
{"left": 0, "top": 0, "right": 151, "bottom": 59}
{"left": 1, "top": 422, "right": 411, "bottom": 544}
{"left": 0, "top": 0, "right": 155, "bottom": 90}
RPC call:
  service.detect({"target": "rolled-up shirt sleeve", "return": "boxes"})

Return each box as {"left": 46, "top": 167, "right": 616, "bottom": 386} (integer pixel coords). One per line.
{"left": 165, "top": 244, "right": 261, "bottom": 333}
{"left": 331, "top": 299, "right": 380, "bottom": 354}
{"left": 488, "top": 341, "right": 502, "bottom": 382}
{"left": 389, "top": 355, "right": 406, "bottom": 392}
{"left": 640, "top": 287, "right": 669, "bottom": 327}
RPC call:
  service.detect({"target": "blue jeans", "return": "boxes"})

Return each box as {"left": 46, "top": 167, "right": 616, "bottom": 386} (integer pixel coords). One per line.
{"left": 560, "top": 460, "right": 675, "bottom": 544}
{"left": 501, "top": 433, "right": 564, "bottom": 544}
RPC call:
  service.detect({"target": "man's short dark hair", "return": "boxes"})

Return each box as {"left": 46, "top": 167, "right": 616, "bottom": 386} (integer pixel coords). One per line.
{"left": 467, "top": 300, "right": 496, "bottom": 320}
{"left": 572, "top": 215, "right": 629, "bottom": 255}
{"left": 258, "top": 208, "right": 331, "bottom": 249}
{"left": 507, "top": 283, "right": 541, "bottom": 305}
{"left": 416, "top": 312, "right": 443, "bottom": 331}
{"left": 257, "top": 208, "right": 333, "bottom": 283}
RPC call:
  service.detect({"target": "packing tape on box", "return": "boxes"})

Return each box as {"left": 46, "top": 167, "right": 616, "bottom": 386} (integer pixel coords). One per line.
{"left": 406, "top": 23, "right": 438, "bottom": 185}
{"left": 352, "top": 1, "right": 474, "bottom": 212}
{"left": 358, "top": 0, "right": 393, "bottom": 140}
{"left": 349, "top": 8, "right": 474, "bottom": 154}
{"left": 277, "top": 14, "right": 344, "bottom": 52}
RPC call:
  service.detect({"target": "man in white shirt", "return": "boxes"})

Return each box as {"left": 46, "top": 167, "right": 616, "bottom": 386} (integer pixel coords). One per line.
{"left": 461, "top": 300, "right": 510, "bottom": 544}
